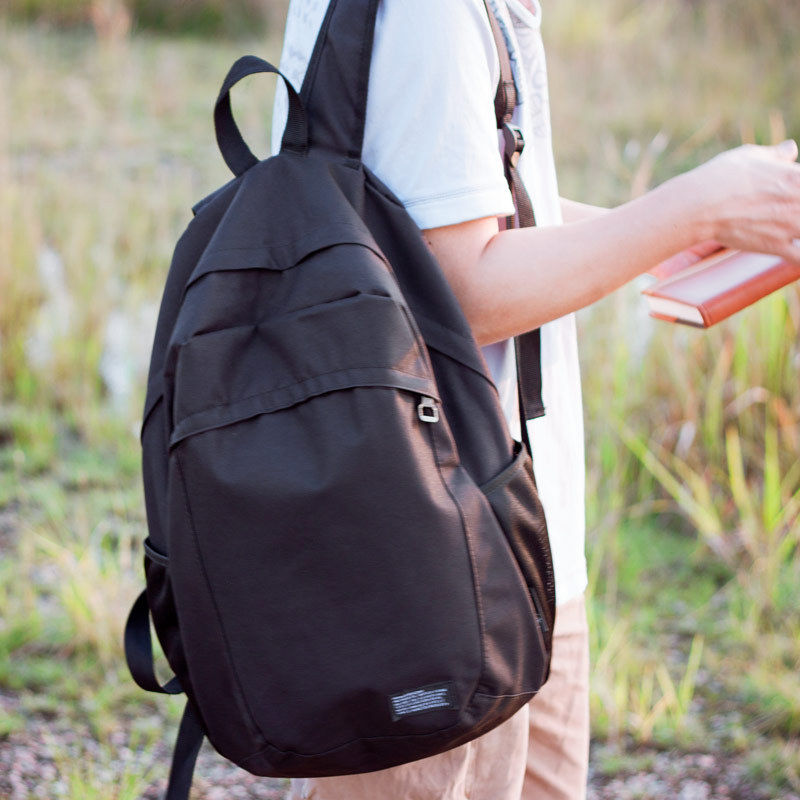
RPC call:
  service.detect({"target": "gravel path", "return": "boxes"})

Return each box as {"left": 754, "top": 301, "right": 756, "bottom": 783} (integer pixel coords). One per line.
{"left": 2, "top": 705, "right": 796, "bottom": 800}
{"left": 587, "top": 744, "right": 799, "bottom": 800}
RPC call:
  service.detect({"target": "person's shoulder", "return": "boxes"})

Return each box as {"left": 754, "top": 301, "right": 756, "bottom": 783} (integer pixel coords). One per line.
{"left": 363, "top": 0, "right": 512, "bottom": 230}
{"left": 374, "top": 0, "right": 497, "bottom": 79}
{"left": 377, "top": 0, "right": 494, "bottom": 44}
{"left": 381, "top": 0, "right": 490, "bottom": 21}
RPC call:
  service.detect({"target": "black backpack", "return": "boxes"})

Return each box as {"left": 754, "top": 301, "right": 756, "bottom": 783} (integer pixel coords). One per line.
{"left": 124, "top": 1, "right": 555, "bottom": 797}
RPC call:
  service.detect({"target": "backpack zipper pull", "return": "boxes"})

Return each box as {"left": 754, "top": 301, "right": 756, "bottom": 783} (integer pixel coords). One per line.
{"left": 417, "top": 396, "right": 439, "bottom": 423}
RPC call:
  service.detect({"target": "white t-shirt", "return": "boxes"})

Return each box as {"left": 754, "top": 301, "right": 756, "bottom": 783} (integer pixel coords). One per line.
{"left": 271, "top": 0, "right": 587, "bottom": 606}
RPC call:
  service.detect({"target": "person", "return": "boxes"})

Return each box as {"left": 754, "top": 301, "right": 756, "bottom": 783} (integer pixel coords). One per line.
{"left": 270, "top": 1, "right": 800, "bottom": 798}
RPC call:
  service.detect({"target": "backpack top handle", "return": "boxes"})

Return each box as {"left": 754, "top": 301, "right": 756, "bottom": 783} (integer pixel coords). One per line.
{"left": 214, "top": 54, "right": 308, "bottom": 176}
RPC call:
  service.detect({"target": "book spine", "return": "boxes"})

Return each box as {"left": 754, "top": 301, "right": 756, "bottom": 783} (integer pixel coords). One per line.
{"left": 700, "top": 261, "right": 800, "bottom": 326}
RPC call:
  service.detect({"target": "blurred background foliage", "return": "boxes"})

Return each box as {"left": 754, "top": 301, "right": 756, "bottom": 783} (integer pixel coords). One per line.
{"left": 1, "top": 0, "right": 799, "bottom": 797}
{"left": 3, "top": 0, "right": 288, "bottom": 38}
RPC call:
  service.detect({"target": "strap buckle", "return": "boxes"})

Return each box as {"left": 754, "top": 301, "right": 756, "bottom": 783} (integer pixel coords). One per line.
{"left": 502, "top": 123, "right": 525, "bottom": 168}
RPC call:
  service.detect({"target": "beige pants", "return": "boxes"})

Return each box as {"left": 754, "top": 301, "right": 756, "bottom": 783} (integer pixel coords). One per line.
{"left": 291, "top": 595, "right": 590, "bottom": 800}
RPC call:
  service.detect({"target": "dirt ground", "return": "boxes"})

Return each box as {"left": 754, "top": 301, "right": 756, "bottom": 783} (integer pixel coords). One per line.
{"left": 2, "top": 703, "right": 796, "bottom": 800}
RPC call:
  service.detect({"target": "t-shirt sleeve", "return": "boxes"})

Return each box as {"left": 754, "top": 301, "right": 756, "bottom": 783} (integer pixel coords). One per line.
{"left": 362, "top": 0, "right": 514, "bottom": 229}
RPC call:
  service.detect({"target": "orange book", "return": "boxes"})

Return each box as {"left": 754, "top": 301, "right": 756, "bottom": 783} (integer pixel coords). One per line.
{"left": 641, "top": 248, "right": 800, "bottom": 328}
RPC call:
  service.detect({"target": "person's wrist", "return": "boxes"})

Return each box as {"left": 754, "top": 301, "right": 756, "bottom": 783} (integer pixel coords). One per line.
{"left": 658, "top": 171, "right": 715, "bottom": 247}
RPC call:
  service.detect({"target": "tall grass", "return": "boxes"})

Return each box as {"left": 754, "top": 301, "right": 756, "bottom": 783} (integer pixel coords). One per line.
{"left": 1, "top": 0, "right": 289, "bottom": 39}
{"left": 546, "top": 0, "right": 800, "bottom": 747}
{"left": 0, "top": 26, "right": 284, "bottom": 430}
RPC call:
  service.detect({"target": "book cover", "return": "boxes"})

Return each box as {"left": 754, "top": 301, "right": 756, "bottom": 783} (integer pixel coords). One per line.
{"left": 641, "top": 248, "right": 800, "bottom": 328}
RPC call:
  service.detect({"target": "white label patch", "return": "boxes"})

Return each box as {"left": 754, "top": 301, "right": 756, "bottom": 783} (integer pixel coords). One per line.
{"left": 389, "top": 682, "right": 457, "bottom": 721}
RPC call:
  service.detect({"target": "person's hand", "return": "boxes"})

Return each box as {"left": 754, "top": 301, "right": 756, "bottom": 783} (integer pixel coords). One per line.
{"left": 681, "top": 139, "right": 800, "bottom": 264}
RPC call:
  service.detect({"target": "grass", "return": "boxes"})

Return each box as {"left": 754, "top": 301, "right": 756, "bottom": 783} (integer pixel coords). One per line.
{"left": 563, "top": 1, "right": 800, "bottom": 765}
{"left": 0, "top": 2, "right": 798, "bottom": 796}
{"left": 3, "top": 0, "right": 290, "bottom": 40}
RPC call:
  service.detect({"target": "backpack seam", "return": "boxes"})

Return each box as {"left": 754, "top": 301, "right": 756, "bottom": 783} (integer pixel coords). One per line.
{"left": 421, "top": 422, "right": 488, "bottom": 700}
{"left": 182, "top": 238, "right": 390, "bottom": 297}
{"left": 171, "top": 366, "right": 434, "bottom": 436}
{"left": 201, "top": 223, "right": 368, "bottom": 253}
{"left": 174, "top": 451, "right": 268, "bottom": 753}
{"left": 236, "top": 715, "right": 464, "bottom": 766}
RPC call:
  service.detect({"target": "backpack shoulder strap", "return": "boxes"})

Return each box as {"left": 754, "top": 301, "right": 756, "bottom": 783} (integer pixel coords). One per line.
{"left": 483, "top": 1, "right": 536, "bottom": 231}
{"left": 485, "top": 0, "right": 517, "bottom": 125}
{"left": 300, "top": 0, "right": 380, "bottom": 160}
{"left": 483, "top": 0, "right": 546, "bottom": 435}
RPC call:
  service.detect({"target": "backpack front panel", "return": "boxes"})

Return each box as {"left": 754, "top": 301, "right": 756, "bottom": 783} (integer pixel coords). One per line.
{"left": 163, "top": 236, "right": 488, "bottom": 766}
{"left": 138, "top": 155, "right": 555, "bottom": 777}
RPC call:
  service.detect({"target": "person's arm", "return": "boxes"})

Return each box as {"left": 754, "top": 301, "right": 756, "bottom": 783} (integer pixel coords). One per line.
{"left": 423, "top": 141, "right": 800, "bottom": 346}
{"left": 559, "top": 197, "right": 609, "bottom": 222}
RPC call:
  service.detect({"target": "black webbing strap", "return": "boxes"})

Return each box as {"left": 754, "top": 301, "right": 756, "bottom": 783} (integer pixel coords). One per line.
{"left": 165, "top": 700, "right": 206, "bottom": 800}
{"left": 214, "top": 54, "right": 308, "bottom": 176}
{"left": 516, "top": 332, "right": 544, "bottom": 417}
{"left": 298, "top": 0, "right": 381, "bottom": 161}
{"left": 125, "top": 590, "right": 207, "bottom": 799}
{"left": 124, "top": 589, "right": 183, "bottom": 695}
{"left": 483, "top": 1, "right": 546, "bottom": 454}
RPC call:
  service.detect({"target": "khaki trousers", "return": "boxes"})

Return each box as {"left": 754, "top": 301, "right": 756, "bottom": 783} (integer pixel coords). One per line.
{"left": 291, "top": 595, "right": 589, "bottom": 800}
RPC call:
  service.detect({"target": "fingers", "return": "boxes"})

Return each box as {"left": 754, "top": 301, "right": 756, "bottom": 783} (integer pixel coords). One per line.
{"left": 766, "top": 237, "right": 800, "bottom": 266}
{"left": 647, "top": 250, "right": 703, "bottom": 280}
{"left": 766, "top": 139, "right": 798, "bottom": 163}
{"left": 781, "top": 240, "right": 800, "bottom": 266}
{"left": 777, "top": 139, "right": 799, "bottom": 161}
{"left": 647, "top": 240, "right": 726, "bottom": 280}
{"left": 690, "top": 239, "right": 726, "bottom": 259}
{"left": 741, "top": 139, "right": 798, "bottom": 164}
